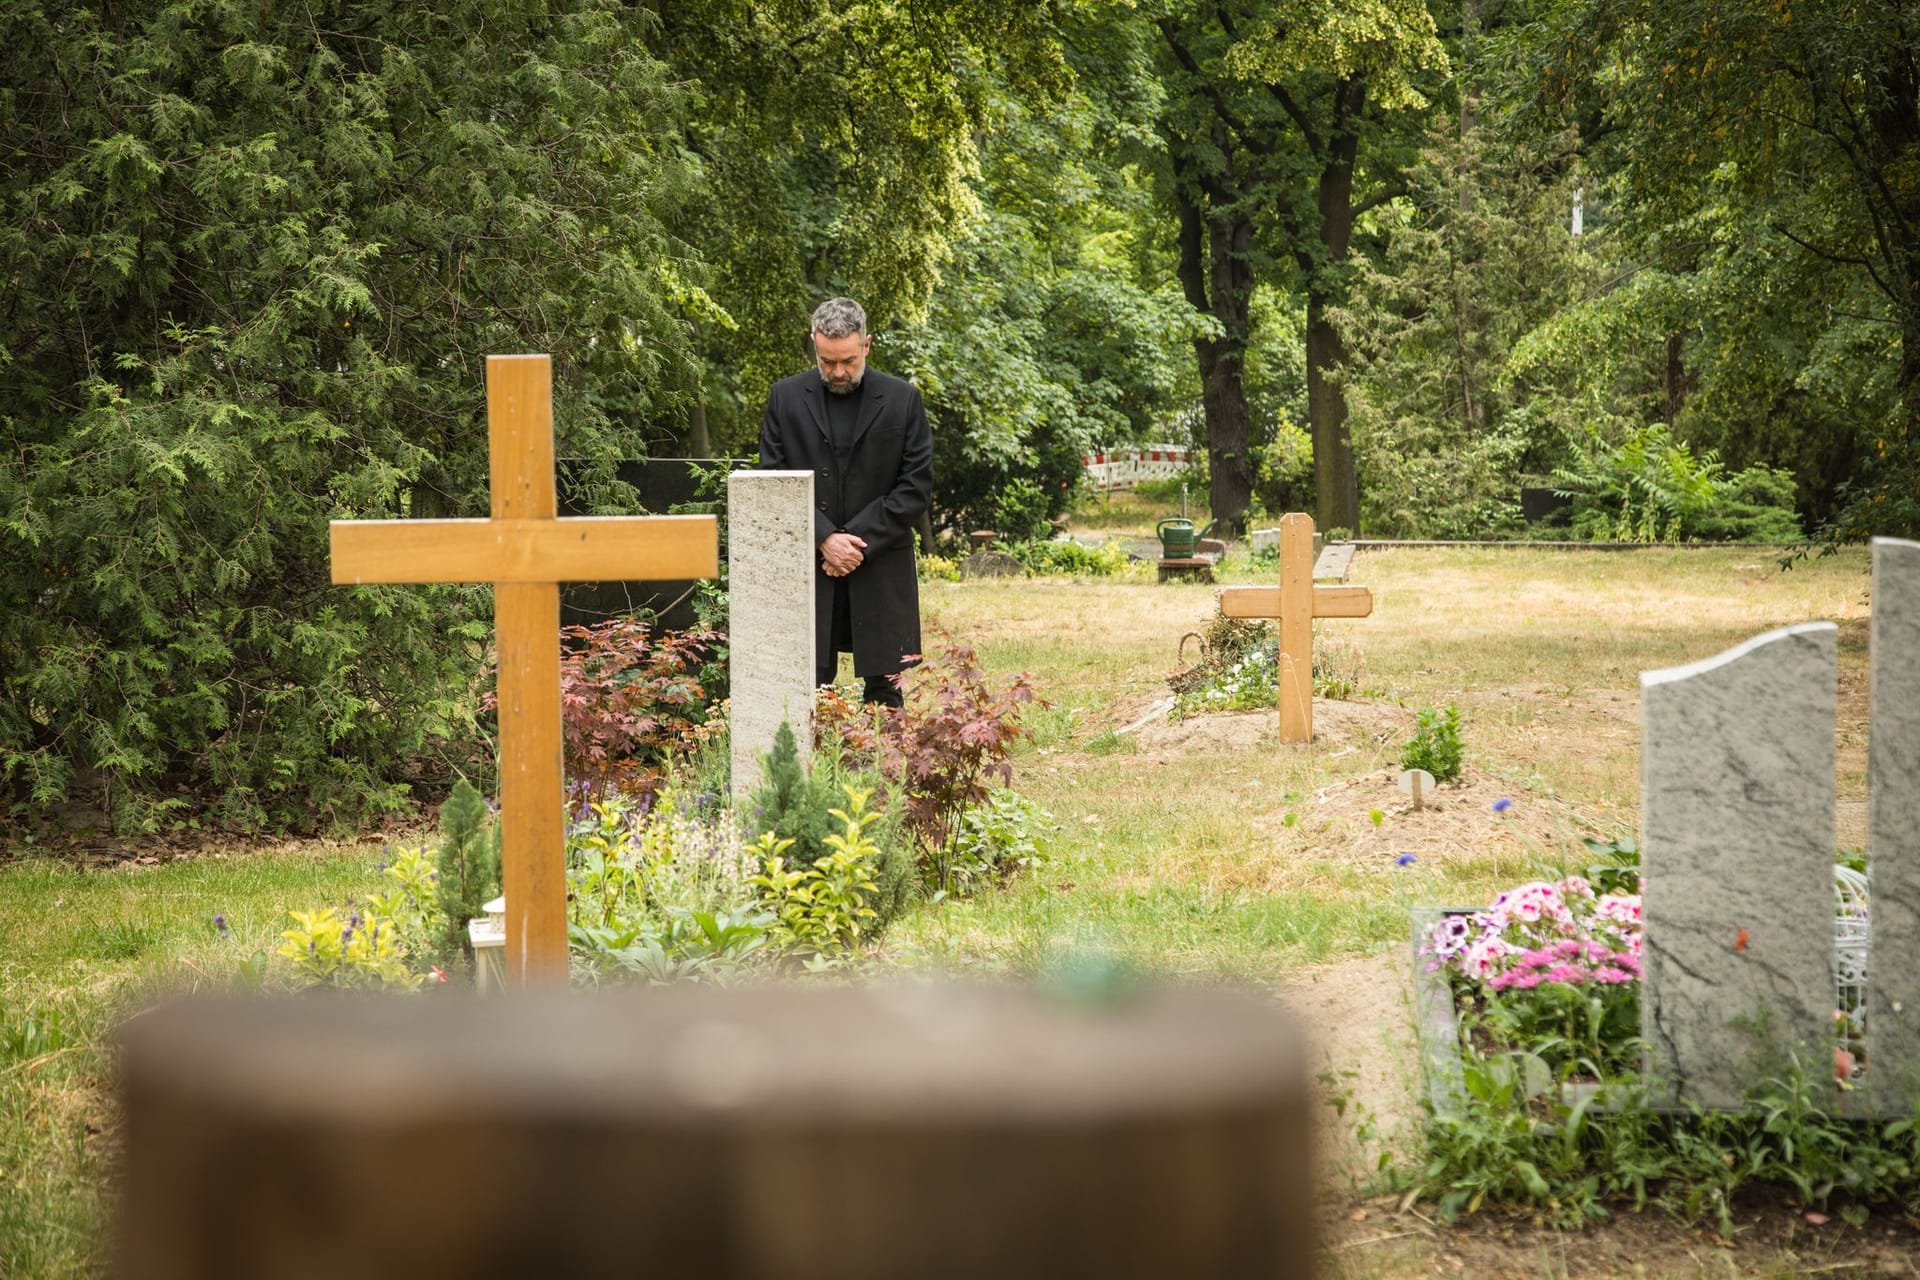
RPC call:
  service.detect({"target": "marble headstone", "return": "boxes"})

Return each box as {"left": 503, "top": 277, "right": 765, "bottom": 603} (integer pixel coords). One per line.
{"left": 1869, "top": 538, "right": 1920, "bottom": 1109}
{"left": 728, "top": 470, "right": 816, "bottom": 807}
{"left": 1640, "top": 622, "right": 1837, "bottom": 1109}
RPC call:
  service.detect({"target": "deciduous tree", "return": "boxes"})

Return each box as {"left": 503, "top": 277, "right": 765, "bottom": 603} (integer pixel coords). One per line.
{"left": 1146, "top": 0, "right": 1447, "bottom": 533}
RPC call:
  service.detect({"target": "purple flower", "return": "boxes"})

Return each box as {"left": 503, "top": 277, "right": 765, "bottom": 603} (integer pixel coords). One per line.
{"left": 1396, "top": 853, "right": 1417, "bottom": 866}
{"left": 1426, "top": 913, "right": 1474, "bottom": 959}
{"left": 1491, "top": 798, "right": 1513, "bottom": 813}
{"left": 212, "top": 913, "right": 231, "bottom": 937}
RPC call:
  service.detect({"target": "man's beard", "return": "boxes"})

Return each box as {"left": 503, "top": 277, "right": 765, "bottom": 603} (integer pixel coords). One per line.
{"left": 823, "top": 372, "right": 863, "bottom": 396}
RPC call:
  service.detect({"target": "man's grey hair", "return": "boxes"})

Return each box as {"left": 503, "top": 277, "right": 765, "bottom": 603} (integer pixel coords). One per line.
{"left": 810, "top": 297, "right": 867, "bottom": 339}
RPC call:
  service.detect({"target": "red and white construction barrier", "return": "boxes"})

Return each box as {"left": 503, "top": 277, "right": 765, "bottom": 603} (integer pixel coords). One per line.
{"left": 1080, "top": 444, "right": 1191, "bottom": 492}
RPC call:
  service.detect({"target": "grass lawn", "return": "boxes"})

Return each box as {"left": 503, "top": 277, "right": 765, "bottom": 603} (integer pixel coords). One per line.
{"left": 892, "top": 544, "right": 1871, "bottom": 978}
{"left": 0, "top": 544, "right": 1880, "bottom": 1277}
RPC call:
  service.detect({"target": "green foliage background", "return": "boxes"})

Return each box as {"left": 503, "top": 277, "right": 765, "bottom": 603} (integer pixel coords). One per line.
{"left": 0, "top": 0, "right": 697, "bottom": 830}
{"left": 8, "top": 0, "right": 1920, "bottom": 831}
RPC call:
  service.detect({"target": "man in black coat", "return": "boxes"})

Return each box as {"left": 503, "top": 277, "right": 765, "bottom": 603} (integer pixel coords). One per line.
{"left": 757, "top": 297, "right": 933, "bottom": 706}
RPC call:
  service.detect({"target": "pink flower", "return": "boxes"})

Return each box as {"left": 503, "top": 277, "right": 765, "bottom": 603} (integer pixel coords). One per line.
{"left": 1444, "top": 875, "right": 1647, "bottom": 990}
{"left": 1595, "top": 896, "right": 1643, "bottom": 939}
{"left": 1462, "top": 935, "right": 1519, "bottom": 977}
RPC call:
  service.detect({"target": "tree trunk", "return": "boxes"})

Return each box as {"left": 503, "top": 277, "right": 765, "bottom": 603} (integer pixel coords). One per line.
{"left": 1663, "top": 334, "right": 1691, "bottom": 425}
{"left": 1306, "top": 294, "right": 1358, "bottom": 534}
{"left": 1898, "top": 310, "right": 1920, "bottom": 452}
{"left": 1202, "top": 213, "right": 1256, "bottom": 536}
{"left": 1306, "top": 77, "right": 1365, "bottom": 535}
{"left": 1173, "top": 184, "right": 1256, "bottom": 536}
{"left": 687, "top": 403, "right": 712, "bottom": 458}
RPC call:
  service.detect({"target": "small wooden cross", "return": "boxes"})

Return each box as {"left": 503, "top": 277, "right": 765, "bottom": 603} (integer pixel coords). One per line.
{"left": 330, "top": 355, "right": 717, "bottom": 985}
{"left": 1218, "top": 513, "right": 1372, "bottom": 743}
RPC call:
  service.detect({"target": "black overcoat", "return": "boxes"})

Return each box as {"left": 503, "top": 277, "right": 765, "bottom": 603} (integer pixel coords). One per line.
{"left": 756, "top": 366, "right": 934, "bottom": 677}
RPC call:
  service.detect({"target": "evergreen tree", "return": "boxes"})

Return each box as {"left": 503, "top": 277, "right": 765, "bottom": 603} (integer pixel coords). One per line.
{"left": 1336, "top": 119, "right": 1609, "bottom": 536}
{"left": 0, "top": 0, "right": 699, "bottom": 829}
{"left": 435, "top": 779, "right": 501, "bottom": 945}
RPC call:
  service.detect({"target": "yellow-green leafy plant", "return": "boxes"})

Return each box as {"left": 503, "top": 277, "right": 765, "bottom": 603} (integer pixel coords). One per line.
{"left": 277, "top": 849, "right": 447, "bottom": 989}
{"left": 918, "top": 553, "right": 961, "bottom": 582}
{"left": 278, "top": 907, "right": 420, "bottom": 989}
{"left": 564, "top": 788, "right": 774, "bottom": 983}
{"left": 749, "top": 786, "right": 882, "bottom": 960}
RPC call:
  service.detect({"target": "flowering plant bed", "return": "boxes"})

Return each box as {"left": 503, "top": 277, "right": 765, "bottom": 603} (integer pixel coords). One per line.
{"left": 1407, "top": 869, "right": 1920, "bottom": 1230}
{"left": 1413, "top": 874, "right": 1645, "bottom": 1117}
{"left": 1414, "top": 866, "right": 1871, "bottom": 1119}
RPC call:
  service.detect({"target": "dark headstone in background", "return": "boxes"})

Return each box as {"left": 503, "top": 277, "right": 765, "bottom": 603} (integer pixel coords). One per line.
{"left": 557, "top": 457, "right": 748, "bottom": 631}
{"left": 116, "top": 984, "right": 1314, "bottom": 1280}
{"left": 1520, "top": 486, "right": 1572, "bottom": 523}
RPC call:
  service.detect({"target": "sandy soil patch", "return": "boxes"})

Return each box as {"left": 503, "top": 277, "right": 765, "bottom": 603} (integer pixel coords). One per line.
{"left": 1127, "top": 700, "right": 1418, "bottom": 758}
{"left": 1277, "top": 951, "right": 1421, "bottom": 1166}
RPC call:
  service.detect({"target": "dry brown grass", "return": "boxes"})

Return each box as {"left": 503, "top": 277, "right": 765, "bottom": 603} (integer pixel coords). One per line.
{"left": 923, "top": 546, "right": 1871, "bottom": 870}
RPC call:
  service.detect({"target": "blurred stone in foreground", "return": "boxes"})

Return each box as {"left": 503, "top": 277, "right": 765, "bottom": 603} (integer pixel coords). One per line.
{"left": 116, "top": 983, "right": 1312, "bottom": 1279}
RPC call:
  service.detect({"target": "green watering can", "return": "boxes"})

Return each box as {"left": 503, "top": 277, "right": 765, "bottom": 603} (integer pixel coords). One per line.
{"left": 1157, "top": 517, "right": 1197, "bottom": 559}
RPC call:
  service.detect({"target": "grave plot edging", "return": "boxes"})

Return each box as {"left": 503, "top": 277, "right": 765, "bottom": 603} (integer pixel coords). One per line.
{"left": 1410, "top": 908, "right": 1470, "bottom": 1121}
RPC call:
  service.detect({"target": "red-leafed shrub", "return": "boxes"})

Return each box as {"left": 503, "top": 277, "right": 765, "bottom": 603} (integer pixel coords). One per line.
{"left": 817, "top": 644, "right": 1040, "bottom": 866}
{"left": 486, "top": 620, "right": 722, "bottom": 799}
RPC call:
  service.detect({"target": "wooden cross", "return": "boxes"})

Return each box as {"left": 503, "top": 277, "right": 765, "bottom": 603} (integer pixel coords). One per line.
{"left": 330, "top": 355, "right": 717, "bottom": 985}
{"left": 1218, "top": 513, "right": 1372, "bottom": 743}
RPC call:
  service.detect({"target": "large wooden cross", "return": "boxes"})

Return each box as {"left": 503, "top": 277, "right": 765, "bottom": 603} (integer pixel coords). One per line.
{"left": 330, "top": 355, "right": 717, "bottom": 985}
{"left": 1218, "top": 513, "right": 1372, "bottom": 743}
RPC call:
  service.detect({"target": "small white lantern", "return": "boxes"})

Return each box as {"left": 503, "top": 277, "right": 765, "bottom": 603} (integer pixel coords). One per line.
{"left": 468, "top": 895, "right": 507, "bottom": 994}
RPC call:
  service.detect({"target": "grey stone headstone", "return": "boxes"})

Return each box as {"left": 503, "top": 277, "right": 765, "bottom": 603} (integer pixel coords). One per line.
{"left": 728, "top": 471, "right": 816, "bottom": 807}
{"left": 1640, "top": 622, "right": 1837, "bottom": 1109}
{"left": 1869, "top": 538, "right": 1920, "bottom": 1110}
{"left": 1312, "top": 542, "right": 1356, "bottom": 582}
{"left": 1248, "top": 528, "right": 1323, "bottom": 562}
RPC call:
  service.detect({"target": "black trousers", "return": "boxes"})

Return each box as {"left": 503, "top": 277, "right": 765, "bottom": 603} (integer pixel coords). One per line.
{"left": 816, "top": 579, "right": 905, "bottom": 707}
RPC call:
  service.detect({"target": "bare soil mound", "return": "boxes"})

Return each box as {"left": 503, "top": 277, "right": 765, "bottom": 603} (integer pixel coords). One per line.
{"left": 1253, "top": 764, "right": 1617, "bottom": 876}
{"left": 1128, "top": 699, "right": 1417, "bottom": 758}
